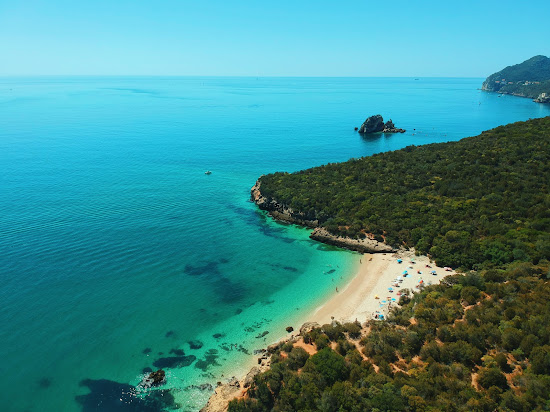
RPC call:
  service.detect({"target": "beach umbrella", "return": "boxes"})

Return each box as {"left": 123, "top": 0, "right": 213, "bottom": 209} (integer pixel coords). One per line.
{"left": 381, "top": 300, "right": 387, "bottom": 304}
{"left": 374, "top": 295, "right": 379, "bottom": 299}
{"left": 388, "top": 287, "right": 393, "bottom": 291}
{"left": 391, "top": 298, "right": 396, "bottom": 301}
{"left": 431, "top": 270, "right": 436, "bottom": 274}
{"left": 397, "top": 259, "right": 402, "bottom": 263}
{"left": 402, "top": 270, "right": 408, "bottom": 275}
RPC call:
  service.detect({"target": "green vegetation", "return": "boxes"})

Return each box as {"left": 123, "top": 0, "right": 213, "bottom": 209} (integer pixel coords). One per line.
{"left": 258, "top": 117, "right": 550, "bottom": 269}
{"left": 482, "top": 55, "right": 550, "bottom": 99}
{"left": 228, "top": 117, "right": 550, "bottom": 411}
{"left": 228, "top": 262, "right": 550, "bottom": 412}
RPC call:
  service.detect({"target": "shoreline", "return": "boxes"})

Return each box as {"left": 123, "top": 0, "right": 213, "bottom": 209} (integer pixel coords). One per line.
{"left": 308, "top": 249, "right": 455, "bottom": 325}
{"left": 201, "top": 248, "right": 455, "bottom": 411}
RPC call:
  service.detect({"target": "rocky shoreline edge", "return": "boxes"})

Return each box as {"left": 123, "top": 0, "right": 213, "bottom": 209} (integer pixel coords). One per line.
{"left": 200, "top": 323, "right": 320, "bottom": 412}
{"left": 250, "top": 179, "right": 395, "bottom": 254}
{"left": 200, "top": 180, "right": 396, "bottom": 411}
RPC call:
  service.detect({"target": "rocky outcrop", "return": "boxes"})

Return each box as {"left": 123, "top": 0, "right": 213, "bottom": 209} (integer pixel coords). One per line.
{"left": 243, "top": 367, "right": 261, "bottom": 388}
{"left": 358, "top": 115, "right": 405, "bottom": 134}
{"left": 534, "top": 93, "right": 550, "bottom": 103}
{"left": 251, "top": 180, "right": 394, "bottom": 254}
{"left": 251, "top": 179, "right": 319, "bottom": 227}
{"left": 383, "top": 119, "right": 406, "bottom": 133}
{"left": 200, "top": 377, "right": 242, "bottom": 412}
{"left": 310, "top": 228, "right": 395, "bottom": 253}
{"left": 358, "top": 114, "right": 385, "bottom": 133}
{"left": 299, "top": 322, "right": 320, "bottom": 335}
{"left": 139, "top": 369, "right": 166, "bottom": 388}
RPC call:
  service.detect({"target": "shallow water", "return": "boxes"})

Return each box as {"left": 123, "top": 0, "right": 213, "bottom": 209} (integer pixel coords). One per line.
{"left": 0, "top": 77, "right": 548, "bottom": 411}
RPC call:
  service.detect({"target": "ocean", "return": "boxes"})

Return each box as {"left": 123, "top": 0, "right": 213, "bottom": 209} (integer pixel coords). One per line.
{"left": 1, "top": 77, "right": 548, "bottom": 411}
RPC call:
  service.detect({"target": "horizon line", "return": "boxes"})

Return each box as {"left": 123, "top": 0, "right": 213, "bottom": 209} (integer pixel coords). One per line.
{"left": 0, "top": 74, "right": 485, "bottom": 79}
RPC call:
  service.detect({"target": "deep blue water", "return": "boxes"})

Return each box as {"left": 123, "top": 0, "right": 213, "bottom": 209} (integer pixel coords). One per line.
{"left": 0, "top": 77, "right": 548, "bottom": 411}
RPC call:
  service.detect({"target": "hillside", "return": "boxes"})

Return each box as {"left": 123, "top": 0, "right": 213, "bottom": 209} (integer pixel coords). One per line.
{"left": 255, "top": 117, "right": 550, "bottom": 270}
{"left": 228, "top": 118, "right": 550, "bottom": 412}
{"left": 482, "top": 55, "right": 550, "bottom": 101}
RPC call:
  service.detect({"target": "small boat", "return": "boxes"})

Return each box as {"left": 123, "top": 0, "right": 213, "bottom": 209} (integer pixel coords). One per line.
{"left": 204, "top": 171, "right": 212, "bottom": 175}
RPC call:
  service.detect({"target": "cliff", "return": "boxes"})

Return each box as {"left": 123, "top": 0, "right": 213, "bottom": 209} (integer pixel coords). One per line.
{"left": 482, "top": 55, "right": 550, "bottom": 100}
{"left": 251, "top": 179, "right": 394, "bottom": 254}
{"left": 251, "top": 179, "right": 319, "bottom": 228}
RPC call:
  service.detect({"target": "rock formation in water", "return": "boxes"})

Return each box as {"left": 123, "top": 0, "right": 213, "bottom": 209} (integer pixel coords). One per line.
{"left": 358, "top": 115, "right": 405, "bottom": 134}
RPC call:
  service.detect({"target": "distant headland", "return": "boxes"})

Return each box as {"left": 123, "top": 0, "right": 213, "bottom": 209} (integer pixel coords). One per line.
{"left": 482, "top": 55, "right": 550, "bottom": 103}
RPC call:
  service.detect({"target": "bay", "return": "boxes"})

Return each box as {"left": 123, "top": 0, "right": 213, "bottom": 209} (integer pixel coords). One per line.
{"left": 0, "top": 77, "right": 548, "bottom": 411}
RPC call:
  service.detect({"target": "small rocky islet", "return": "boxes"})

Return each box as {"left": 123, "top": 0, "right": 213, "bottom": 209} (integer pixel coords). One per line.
{"left": 355, "top": 114, "right": 406, "bottom": 134}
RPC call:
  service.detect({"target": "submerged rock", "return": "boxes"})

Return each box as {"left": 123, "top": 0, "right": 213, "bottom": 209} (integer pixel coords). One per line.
{"left": 139, "top": 369, "right": 166, "bottom": 388}
{"left": 286, "top": 326, "right": 294, "bottom": 333}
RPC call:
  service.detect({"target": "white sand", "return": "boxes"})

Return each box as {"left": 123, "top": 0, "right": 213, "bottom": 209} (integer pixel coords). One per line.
{"left": 309, "top": 250, "right": 456, "bottom": 325}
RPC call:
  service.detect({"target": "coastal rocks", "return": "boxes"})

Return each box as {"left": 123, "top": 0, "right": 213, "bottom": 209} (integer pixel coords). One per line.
{"left": 252, "top": 179, "right": 395, "bottom": 255}
{"left": 286, "top": 326, "right": 294, "bottom": 333}
{"left": 189, "top": 340, "right": 204, "bottom": 350}
{"left": 300, "top": 322, "right": 320, "bottom": 335}
{"left": 357, "top": 115, "right": 405, "bottom": 134}
{"left": 383, "top": 119, "right": 406, "bottom": 133}
{"left": 243, "top": 367, "right": 261, "bottom": 388}
{"left": 200, "top": 376, "right": 242, "bottom": 412}
{"left": 255, "top": 330, "right": 269, "bottom": 339}
{"left": 251, "top": 179, "right": 319, "bottom": 227}
{"left": 358, "top": 114, "right": 384, "bottom": 133}
{"left": 534, "top": 92, "right": 550, "bottom": 103}
{"left": 310, "top": 227, "right": 395, "bottom": 253}
{"left": 139, "top": 369, "right": 166, "bottom": 388}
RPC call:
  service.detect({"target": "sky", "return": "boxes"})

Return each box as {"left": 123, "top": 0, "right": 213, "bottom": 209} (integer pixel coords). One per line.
{"left": 1, "top": 0, "right": 549, "bottom": 77}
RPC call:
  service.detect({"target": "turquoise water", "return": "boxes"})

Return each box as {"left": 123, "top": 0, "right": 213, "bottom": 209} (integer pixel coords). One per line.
{"left": 1, "top": 77, "right": 549, "bottom": 411}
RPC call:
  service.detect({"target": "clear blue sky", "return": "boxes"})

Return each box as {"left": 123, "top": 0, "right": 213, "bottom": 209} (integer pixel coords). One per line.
{"left": 1, "top": 0, "right": 549, "bottom": 77}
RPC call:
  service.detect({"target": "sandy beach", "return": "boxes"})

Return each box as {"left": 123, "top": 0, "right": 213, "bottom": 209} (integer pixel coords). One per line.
{"left": 201, "top": 249, "right": 457, "bottom": 411}
{"left": 309, "top": 249, "right": 456, "bottom": 325}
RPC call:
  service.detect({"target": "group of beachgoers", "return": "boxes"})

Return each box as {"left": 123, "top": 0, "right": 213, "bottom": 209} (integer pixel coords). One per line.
{"left": 371, "top": 257, "right": 443, "bottom": 320}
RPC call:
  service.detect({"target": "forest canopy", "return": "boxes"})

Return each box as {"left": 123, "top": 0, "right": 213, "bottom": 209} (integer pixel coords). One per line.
{"left": 230, "top": 118, "right": 550, "bottom": 412}
{"left": 258, "top": 117, "right": 550, "bottom": 269}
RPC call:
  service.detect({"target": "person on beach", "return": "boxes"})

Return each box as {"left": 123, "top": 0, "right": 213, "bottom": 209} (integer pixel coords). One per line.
{"left": 336, "top": 287, "right": 338, "bottom": 292}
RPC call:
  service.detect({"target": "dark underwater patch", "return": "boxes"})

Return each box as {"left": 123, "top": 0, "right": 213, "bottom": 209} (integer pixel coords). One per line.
{"left": 185, "top": 261, "right": 245, "bottom": 303}
{"left": 184, "top": 383, "right": 214, "bottom": 392}
{"left": 213, "top": 277, "right": 245, "bottom": 303}
{"left": 152, "top": 354, "right": 196, "bottom": 369}
{"left": 327, "top": 269, "right": 336, "bottom": 274}
{"left": 142, "top": 367, "right": 153, "bottom": 374}
{"left": 169, "top": 348, "right": 185, "bottom": 356}
{"left": 75, "top": 378, "right": 178, "bottom": 411}
{"left": 194, "top": 349, "right": 220, "bottom": 371}
{"left": 258, "top": 224, "right": 295, "bottom": 243}
{"left": 255, "top": 331, "right": 269, "bottom": 339}
{"left": 283, "top": 266, "right": 298, "bottom": 272}
{"left": 212, "top": 333, "right": 225, "bottom": 339}
{"left": 235, "top": 308, "right": 243, "bottom": 315}
{"left": 165, "top": 330, "right": 175, "bottom": 338}
{"left": 188, "top": 340, "right": 203, "bottom": 350}
{"left": 38, "top": 377, "right": 52, "bottom": 389}
{"left": 237, "top": 345, "right": 250, "bottom": 355}
{"left": 142, "top": 348, "right": 152, "bottom": 355}
{"left": 184, "top": 261, "right": 220, "bottom": 277}
{"left": 315, "top": 243, "right": 342, "bottom": 252}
